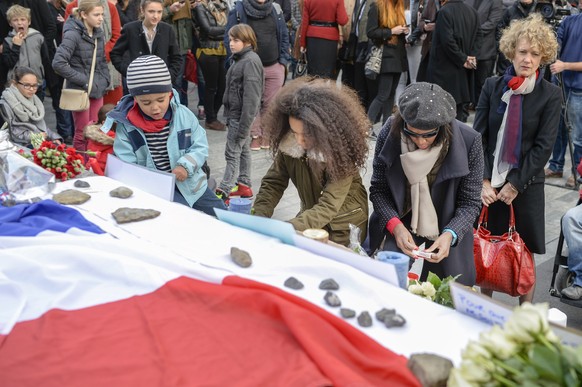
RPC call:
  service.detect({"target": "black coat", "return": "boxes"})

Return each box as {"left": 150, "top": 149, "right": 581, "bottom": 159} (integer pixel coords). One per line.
{"left": 473, "top": 74, "right": 562, "bottom": 253}
{"left": 369, "top": 118, "right": 484, "bottom": 286}
{"left": 193, "top": 3, "right": 226, "bottom": 49}
{"left": 365, "top": 2, "right": 408, "bottom": 74}
{"left": 464, "top": 0, "right": 503, "bottom": 61}
{"left": 427, "top": 0, "right": 482, "bottom": 104}
{"left": 110, "top": 20, "right": 182, "bottom": 84}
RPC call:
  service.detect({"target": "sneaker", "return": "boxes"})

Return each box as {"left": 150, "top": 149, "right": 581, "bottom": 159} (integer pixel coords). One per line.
{"left": 260, "top": 137, "right": 270, "bottom": 149}
{"left": 544, "top": 168, "right": 563, "bottom": 178}
{"left": 197, "top": 106, "right": 206, "bottom": 121}
{"left": 205, "top": 120, "right": 226, "bottom": 131}
{"left": 561, "top": 285, "right": 582, "bottom": 300}
{"left": 215, "top": 188, "right": 230, "bottom": 206}
{"left": 250, "top": 137, "right": 261, "bottom": 151}
{"left": 566, "top": 175, "right": 577, "bottom": 188}
{"left": 229, "top": 182, "right": 253, "bottom": 199}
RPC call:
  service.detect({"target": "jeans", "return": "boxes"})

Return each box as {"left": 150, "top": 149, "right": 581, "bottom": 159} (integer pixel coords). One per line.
{"left": 562, "top": 204, "right": 582, "bottom": 287}
{"left": 197, "top": 52, "right": 226, "bottom": 123}
{"left": 173, "top": 186, "right": 227, "bottom": 217}
{"left": 219, "top": 121, "right": 252, "bottom": 193}
{"left": 548, "top": 87, "right": 582, "bottom": 173}
{"left": 367, "top": 72, "right": 401, "bottom": 124}
{"left": 174, "top": 54, "right": 188, "bottom": 106}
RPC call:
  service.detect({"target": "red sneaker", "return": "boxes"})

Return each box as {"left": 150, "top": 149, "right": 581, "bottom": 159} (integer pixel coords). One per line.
{"left": 250, "top": 137, "right": 261, "bottom": 151}
{"left": 229, "top": 183, "right": 253, "bottom": 199}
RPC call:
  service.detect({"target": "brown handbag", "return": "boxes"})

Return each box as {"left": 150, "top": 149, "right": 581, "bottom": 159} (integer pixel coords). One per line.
{"left": 473, "top": 204, "right": 535, "bottom": 296}
{"left": 59, "top": 38, "right": 97, "bottom": 112}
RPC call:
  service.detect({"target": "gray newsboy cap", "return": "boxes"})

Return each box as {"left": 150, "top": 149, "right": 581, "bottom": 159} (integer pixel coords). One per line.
{"left": 397, "top": 82, "right": 457, "bottom": 130}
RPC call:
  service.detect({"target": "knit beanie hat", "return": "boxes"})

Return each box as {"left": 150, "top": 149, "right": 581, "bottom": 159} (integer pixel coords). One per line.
{"left": 398, "top": 82, "right": 457, "bottom": 130}
{"left": 126, "top": 55, "right": 172, "bottom": 96}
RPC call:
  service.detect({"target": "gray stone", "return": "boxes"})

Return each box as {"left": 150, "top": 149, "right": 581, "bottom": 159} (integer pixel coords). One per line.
{"left": 52, "top": 189, "right": 91, "bottom": 205}
{"left": 384, "top": 313, "right": 406, "bottom": 328}
{"left": 110, "top": 186, "right": 133, "bottom": 199}
{"left": 111, "top": 207, "right": 160, "bottom": 224}
{"left": 284, "top": 277, "right": 304, "bottom": 290}
{"left": 230, "top": 247, "right": 252, "bottom": 268}
{"left": 407, "top": 353, "right": 454, "bottom": 387}
{"left": 340, "top": 308, "right": 356, "bottom": 319}
{"left": 375, "top": 308, "right": 396, "bottom": 322}
{"left": 318, "top": 278, "right": 339, "bottom": 290}
{"left": 73, "top": 180, "right": 90, "bottom": 188}
{"left": 357, "top": 311, "right": 373, "bottom": 327}
{"left": 323, "top": 291, "right": 341, "bottom": 307}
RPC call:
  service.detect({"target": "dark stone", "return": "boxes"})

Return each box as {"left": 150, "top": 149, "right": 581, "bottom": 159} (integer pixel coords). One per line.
{"left": 357, "top": 311, "right": 373, "bottom": 327}
{"left": 230, "top": 247, "right": 252, "bottom": 268}
{"left": 384, "top": 313, "right": 407, "bottom": 328}
{"left": 110, "top": 186, "right": 133, "bottom": 199}
{"left": 284, "top": 277, "right": 304, "bottom": 290}
{"left": 52, "top": 189, "right": 91, "bottom": 205}
{"left": 323, "top": 291, "right": 341, "bottom": 307}
{"left": 73, "top": 180, "right": 90, "bottom": 188}
{"left": 318, "top": 278, "right": 339, "bottom": 290}
{"left": 340, "top": 308, "right": 356, "bottom": 318}
{"left": 111, "top": 207, "right": 160, "bottom": 224}
{"left": 408, "top": 353, "right": 454, "bottom": 387}
{"left": 375, "top": 308, "right": 396, "bottom": 322}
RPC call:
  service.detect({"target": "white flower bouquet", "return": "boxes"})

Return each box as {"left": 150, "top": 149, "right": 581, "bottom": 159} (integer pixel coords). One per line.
{"left": 408, "top": 272, "right": 460, "bottom": 308}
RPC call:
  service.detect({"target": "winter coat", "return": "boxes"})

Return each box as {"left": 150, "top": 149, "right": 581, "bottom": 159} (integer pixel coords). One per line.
{"left": 85, "top": 123, "right": 115, "bottom": 174}
{"left": 163, "top": 0, "right": 193, "bottom": 53}
{"left": 193, "top": 2, "right": 227, "bottom": 49}
{"left": 253, "top": 133, "right": 369, "bottom": 247}
{"left": 0, "top": 0, "right": 57, "bottom": 44}
{"left": 52, "top": 17, "right": 110, "bottom": 99}
{"left": 368, "top": 117, "right": 484, "bottom": 286}
{"left": 223, "top": 46, "right": 264, "bottom": 139}
{"left": 108, "top": 91, "right": 209, "bottom": 207}
{"left": 365, "top": 2, "right": 408, "bottom": 74}
{"left": 464, "top": 0, "right": 503, "bottom": 61}
{"left": 427, "top": 0, "right": 482, "bottom": 104}
{"left": 299, "top": 0, "right": 348, "bottom": 47}
{"left": 2, "top": 28, "right": 45, "bottom": 82}
{"left": 474, "top": 75, "right": 561, "bottom": 254}
{"left": 109, "top": 20, "right": 182, "bottom": 84}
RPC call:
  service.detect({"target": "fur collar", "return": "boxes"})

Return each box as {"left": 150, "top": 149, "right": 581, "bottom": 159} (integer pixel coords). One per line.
{"left": 84, "top": 124, "right": 115, "bottom": 145}
{"left": 278, "top": 132, "right": 325, "bottom": 162}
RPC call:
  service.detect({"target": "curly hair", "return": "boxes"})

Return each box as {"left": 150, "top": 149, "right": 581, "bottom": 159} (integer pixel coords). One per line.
{"left": 263, "top": 77, "right": 370, "bottom": 182}
{"left": 499, "top": 13, "right": 558, "bottom": 66}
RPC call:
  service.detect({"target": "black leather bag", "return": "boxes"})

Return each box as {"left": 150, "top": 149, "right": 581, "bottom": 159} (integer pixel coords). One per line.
{"left": 293, "top": 52, "right": 308, "bottom": 78}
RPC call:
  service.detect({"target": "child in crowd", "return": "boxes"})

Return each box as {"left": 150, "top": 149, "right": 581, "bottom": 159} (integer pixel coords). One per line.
{"left": 103, "top": 55, "right": 226, "bottom": 216}
{"left": 2, "top": 5, "right": 45, "bottom": 91}
{"left": 84, "top": 104, "right": 116, "bottom": 175}
{"left": 0, "top": 67, "right": 61, "bottom": 147}
{"left": 216, "top": 24, "right": 264, "bottom": 204}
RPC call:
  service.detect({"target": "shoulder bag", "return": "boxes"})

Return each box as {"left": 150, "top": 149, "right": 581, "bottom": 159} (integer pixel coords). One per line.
{"left": 364, "top": 42, "right": 383, "bottom": 80}
{"left": 293, "top": 51, "right": 307, "bottom": 79}
{"left": 59, "top": 38, "right": 98, "bottom": 112}
{"left": 473, "top": 204, "right": 536, "bottom": 297}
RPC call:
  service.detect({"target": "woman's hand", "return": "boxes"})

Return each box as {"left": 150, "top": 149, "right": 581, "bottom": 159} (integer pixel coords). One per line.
{"left": 170, "top": 1, "right": 184, "bottom": 13}
{"left": 425, "top": 232, "right": 452, "bottom": 263}
{"left": 391, "top": 25, "right": 409, "bottom": 36}
{"left": 481, "top": 179, "right": 498, "bottom": 206}
{"left": 172, "top": 165, "right": 188, "bottom": 182}
{"left": 393, "top": 223, "right": 417, "bottom": 258}
{"left": 300, "top": 46, "right": 306, "bottom": 53}
{"left": 496, "top": 182, "right": 518, "bottom": 205}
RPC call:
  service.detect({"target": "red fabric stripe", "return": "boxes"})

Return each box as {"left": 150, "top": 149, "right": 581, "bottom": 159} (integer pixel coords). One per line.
{"left": 0, "top": 276, "right": 420, "bottom": 387}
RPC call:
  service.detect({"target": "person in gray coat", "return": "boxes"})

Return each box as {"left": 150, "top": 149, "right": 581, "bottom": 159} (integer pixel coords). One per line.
{"left": 52, "top": 0, "right": 110, "bottom": 152}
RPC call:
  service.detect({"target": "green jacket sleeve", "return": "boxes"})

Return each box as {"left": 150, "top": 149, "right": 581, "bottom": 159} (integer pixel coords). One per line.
{"left": 253, "top": 153, "right": 290, "bottom": 218}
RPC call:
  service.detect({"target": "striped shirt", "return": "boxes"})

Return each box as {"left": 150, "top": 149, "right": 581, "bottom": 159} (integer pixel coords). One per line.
{"left": 144, "top": 126, "right": 171, "bottom": 172}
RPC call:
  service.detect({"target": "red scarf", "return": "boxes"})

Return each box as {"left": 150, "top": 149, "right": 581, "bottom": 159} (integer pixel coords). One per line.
{"left": 126, "top": 101, "right": 170, "bottom": 133}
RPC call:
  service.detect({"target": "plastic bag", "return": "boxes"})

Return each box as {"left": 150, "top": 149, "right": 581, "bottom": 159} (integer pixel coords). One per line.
{"left": 349, "top": 223, "right": 369, "bottom": 257}
{"left": 0, "top": 150, "right": 55, "bottom": 204}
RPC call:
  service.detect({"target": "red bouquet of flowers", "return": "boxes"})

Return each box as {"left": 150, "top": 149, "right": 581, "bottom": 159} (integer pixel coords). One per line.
{"left": 30, "top": 141, "right": 86, "bottom": 181}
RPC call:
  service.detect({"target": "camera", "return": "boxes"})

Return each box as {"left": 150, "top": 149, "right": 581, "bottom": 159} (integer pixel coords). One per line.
{"left": 535, "top": 0, "right": 571, "bottom": 28}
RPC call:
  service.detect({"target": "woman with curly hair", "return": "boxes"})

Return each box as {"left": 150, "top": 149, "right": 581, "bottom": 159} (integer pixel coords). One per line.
{"left": 475, "top": 13, "right": 561, "bottom": 304}
{"left": 253, "top": 77, "right": 370, "bottom": 246}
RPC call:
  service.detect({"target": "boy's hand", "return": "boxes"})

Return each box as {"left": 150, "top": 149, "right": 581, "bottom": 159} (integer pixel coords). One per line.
{"left": 12, "top": 32, "right": 25, "bottom": 46}
{"left": 172, "top": 165, "right": 188, "bottom": 181}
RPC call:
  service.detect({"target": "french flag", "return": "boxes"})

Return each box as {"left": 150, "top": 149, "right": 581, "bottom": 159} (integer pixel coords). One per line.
{"left": 0, "top": 201, "right": 420, "bottom": 386}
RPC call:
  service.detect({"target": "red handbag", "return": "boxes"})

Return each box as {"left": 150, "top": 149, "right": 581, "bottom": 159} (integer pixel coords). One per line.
{"left": 184, "top": 52, "right": 198, "bottom": 84}
{"left": 473, "top": 204, "right": 535, "bottom": 297}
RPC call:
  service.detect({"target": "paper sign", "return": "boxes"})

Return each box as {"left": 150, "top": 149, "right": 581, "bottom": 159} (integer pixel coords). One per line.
{"left": 293, "top": 234, "right": 400, "bottom": 286}
{"left": 105, "top": 154, "right": 175, "bottom": 201}
{"left": 450, "top": 282, "right": 512, "bottom": 326}
{"left": 214, "top": 208, "right": 296, "bottom": 245}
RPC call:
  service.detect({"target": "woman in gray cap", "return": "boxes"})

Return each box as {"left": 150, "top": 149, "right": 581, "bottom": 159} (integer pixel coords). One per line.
{"left": 368, "top": 82, "right": 484, "bottom": 286}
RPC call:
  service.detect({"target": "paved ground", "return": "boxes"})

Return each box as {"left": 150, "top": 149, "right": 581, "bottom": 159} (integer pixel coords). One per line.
{"left": 44, "top": 82, "right": 582, "bottom": 329}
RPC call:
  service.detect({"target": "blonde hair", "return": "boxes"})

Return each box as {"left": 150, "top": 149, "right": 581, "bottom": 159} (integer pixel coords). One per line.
{"left": 6, "top": 5, "right": 31, "bottom": 23}
{"left": 228, "top": 24, "right": 258, "bottom": 51}
{"left": 499, "top": 13, "right": 558, "bottom": 66}
{"left": 73, "top": 0, "right": 103, "bottom": 19}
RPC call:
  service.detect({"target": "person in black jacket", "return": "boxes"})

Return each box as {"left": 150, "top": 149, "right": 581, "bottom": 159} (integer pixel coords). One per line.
{"left": 193, "top": 0, "right": 228, "bottom": 131}
{"left": 110, "top": 0, "right": 182, "bottom": 90}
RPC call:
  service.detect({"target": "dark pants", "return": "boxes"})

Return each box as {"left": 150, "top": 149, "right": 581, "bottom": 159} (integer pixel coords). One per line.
{"left": 367, "top": 72, "right": 401, "bottom": 124}
{"left": 306, "top": 37, "right": 338, "bottom": 79}
{"left": 474, "top": 59, "right": 494, "bottom": 104}
{"left": 173, "top": 186, "right": 227, "bottom": 217}
{"left": 197, "top": 52, "right": 226, "bottom": 123}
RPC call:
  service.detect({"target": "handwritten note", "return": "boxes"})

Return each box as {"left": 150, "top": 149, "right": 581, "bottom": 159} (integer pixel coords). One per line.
{"left": 450, "top": 282, "right": 512, "bottom": 326}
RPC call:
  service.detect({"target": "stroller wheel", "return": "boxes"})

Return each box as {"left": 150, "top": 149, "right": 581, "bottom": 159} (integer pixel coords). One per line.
{"left": 554, "top": 266, "right": 575, "bottom": 296}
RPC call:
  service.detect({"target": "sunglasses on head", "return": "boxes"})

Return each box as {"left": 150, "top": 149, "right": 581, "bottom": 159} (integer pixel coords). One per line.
{"left": 402, "top": 125, "right": 440, "bottom": 138}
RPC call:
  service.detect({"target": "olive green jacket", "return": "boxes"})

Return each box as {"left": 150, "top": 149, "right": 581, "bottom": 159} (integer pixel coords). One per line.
{"left": 253, "top": 134, "right": 369, "bottom": 246}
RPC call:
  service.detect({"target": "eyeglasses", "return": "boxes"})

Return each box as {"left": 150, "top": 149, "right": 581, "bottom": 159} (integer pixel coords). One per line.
{"left": 402, "top": 125, "right": 440, "bottom": 138}
{"left": 17, "top": 82, "right": 41, "bottom": 90}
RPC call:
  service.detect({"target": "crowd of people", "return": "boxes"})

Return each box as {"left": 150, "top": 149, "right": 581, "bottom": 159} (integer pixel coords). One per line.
{"left": 1, "top": 0, "right": 582, "bottom": 303}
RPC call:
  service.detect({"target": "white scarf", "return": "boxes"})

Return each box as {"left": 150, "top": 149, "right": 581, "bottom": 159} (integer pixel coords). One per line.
{"left": 400, "top": 138, "right": 443, "bottom": 240}
{"left": 491, "top": 72, "right": 536, "bottom": 188}
{"left": 1, "top": 85, "right": 45, "bottom": 123}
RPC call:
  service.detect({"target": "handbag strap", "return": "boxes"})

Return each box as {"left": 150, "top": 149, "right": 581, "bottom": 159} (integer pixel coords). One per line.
{"left": 63, "top": 37, "right": 98, "bottom": 95}
{"left": 477, "top": 203, "right": 516, "bottom": 234}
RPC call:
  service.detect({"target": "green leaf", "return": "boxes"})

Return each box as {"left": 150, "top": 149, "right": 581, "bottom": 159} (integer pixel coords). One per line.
{"left": 426, "top": 271, "right": 442, "bottom": 288}
{"left": 529, "top": 344, "right": 563, "bottom": 383}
